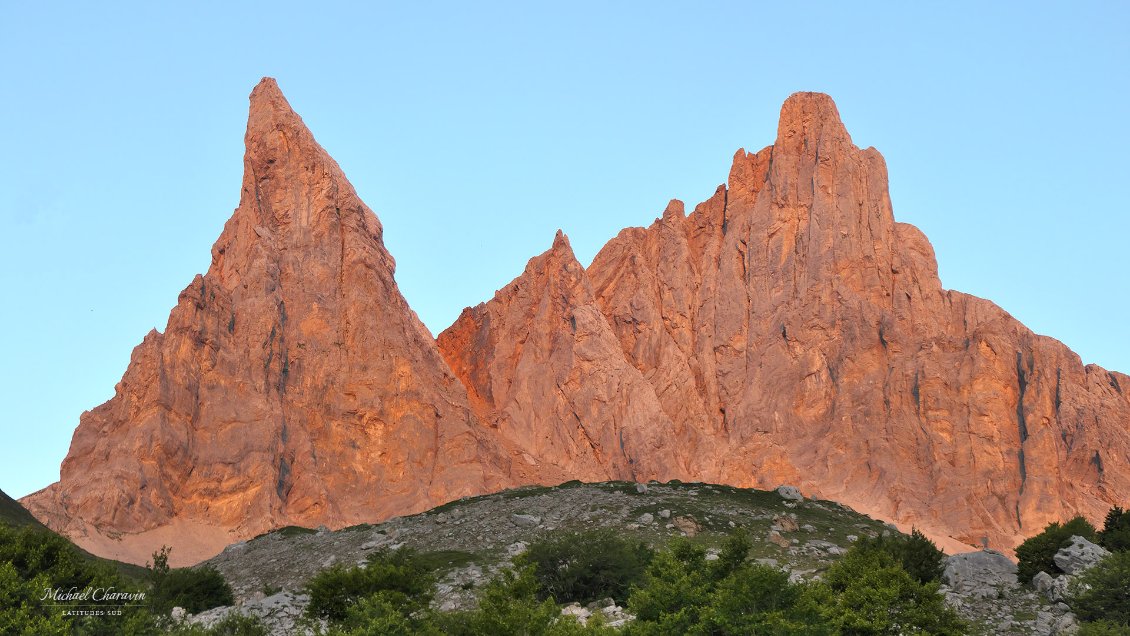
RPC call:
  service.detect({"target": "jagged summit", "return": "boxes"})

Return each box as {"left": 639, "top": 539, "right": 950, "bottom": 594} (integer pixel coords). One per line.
{"left": 24, "top": 83, "right": 1130, "bottom": 566}
{"left": 775, "top": 91, "right": 852, "bottom": 151}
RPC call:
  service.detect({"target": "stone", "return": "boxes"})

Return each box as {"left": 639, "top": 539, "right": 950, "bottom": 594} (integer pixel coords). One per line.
{"left": 170, "top": 607, "right": 186, "bottom": 622}
{"left": 942, "top": 550, "right": 1018, "bottom": 599}
{"left": 658, "top": 509, "right": 671, "bottom": 519}
{"left": 637, "top": 513, "right": 654, "bottom": 525}
{"left": 1053, "top": 535, "right": 1110, "bottom": 575}
{"left": 1052, "top": 613, "right": 1078, "bottom": 635}
{"left": 776, "top": 486, "right": 804, "bottom": 501}
{"left": 635, "top": 483, "right": 649, "bottom": 494}
{"left": 773, "top": 514, "right": 799, "bottom": 532}
{"left": 768, "top": 530, "right": 791, "bottom": 548}
{"left": 673, "top": 516, "right": 701, "bottom": 537}
{"left": 510, "top": 514, "right": 542, "bottom": 528}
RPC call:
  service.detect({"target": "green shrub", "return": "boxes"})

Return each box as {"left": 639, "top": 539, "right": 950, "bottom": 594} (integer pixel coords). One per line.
{"left": 1016, "top": 516, "right": 1098, "bottom": 583}
{"left": 304, "top": 548, "right": 434, "bottom": 622}
{"left": 438, "top": 566, "right": 577, "bottom": 636}
{"left": 1076, "top": 620, "right": 1130, "bottom": 635}
{"left": 522, "top": 529, "right": 653, "bottom": 604}
{"left": 0, "top": 524, "right": 156, "bottom": 635}
{"left": 151, "top": 566, "right": 234, "bottom": 614}
{"left": 821, "top": 547, "right": 966, "bottom": 635}
{"left": 627, "top": 532, "right": 837, "bottom": 635}
{"left": 851, "top": 528, "right": 945, "bottom": 584}
{"left": 1071, "top": 550, "right": 1130, "bottom": 626}
{"left": 1099, "top": 507, "right": 1130, "bottom": 553}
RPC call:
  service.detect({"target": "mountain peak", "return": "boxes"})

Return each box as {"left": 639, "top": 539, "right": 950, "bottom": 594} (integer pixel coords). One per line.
{"left": 775, "top": 91, "right": 851, "bottom": 152}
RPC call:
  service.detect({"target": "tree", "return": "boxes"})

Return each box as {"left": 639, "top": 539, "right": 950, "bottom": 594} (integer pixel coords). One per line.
{"left": 851, "top": 528, "right": 945, "bottom": 584}
{"left": 820, "top": 547, "right": 966, "bottom": 635}
{"left": 304, "top": 548, "right": 434, "bottom": 623}
{"left": 1098, "top": 507, "right": 1130, "bottom": 553}
{"left": 1016, "top": 516, "right": 1098, "bottom": 583}
{"left": 522, "top": 529, "right": 653, "bottom": 605}
{"left": 1071, "top": 550, "right": 1130, "bottom": 626}
{"left": 0, "top": 524, "right": 157, "bottom": 635}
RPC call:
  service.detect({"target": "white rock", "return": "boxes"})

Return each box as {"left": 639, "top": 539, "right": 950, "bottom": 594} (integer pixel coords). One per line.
{"left": 1053, "top": 535, "right": 1110, "bottom": 575}
{"left": 776, "top": 485, "right": 804, "bottom": 501}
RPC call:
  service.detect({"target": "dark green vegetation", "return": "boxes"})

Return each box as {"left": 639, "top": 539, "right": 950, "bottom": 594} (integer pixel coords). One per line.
{"left": 522, "top": 529, "right": 654, "bottom": 604}
{"left": 1018, "top": 508, "right": 1130, "bottom": 633}
{"left": 1068, "top": 508, "right": 1130, "bottom": 632}
{"left": 0, "top": 487, "right": 49, "bottom": 530}
{"left": 1098, "top": 506, "right": 1130, "bottom": 553}
{"left": 0, "top": 523, "right": 158, "bottom": 635}
{"left": 305, "top": 548, "right": 436, "bottom": 624}
{"left": 147, "top": 546, "right": 235, "bottom": 615}
{"left": 302, "top": 527, "right": 966, "bottom": 635}
{"left": 1071, "top": 550, "right": 1130, "bottom": 627}
{"left": 0, "top": 521, "right": 262, "bottom": 635}
{"left": 847, "top": 528, "right": 946, "bottom": 585}
{"left": 1015, "top": 515, "right": 1098, "bottom": 582}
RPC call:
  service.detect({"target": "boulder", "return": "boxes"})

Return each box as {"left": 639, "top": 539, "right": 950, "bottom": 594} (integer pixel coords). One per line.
{"left": 942, "top": 550, "right": 1018, "bottom": 599}
{"left": 1053, "top": 535, "right": 1110, "bottom": 575}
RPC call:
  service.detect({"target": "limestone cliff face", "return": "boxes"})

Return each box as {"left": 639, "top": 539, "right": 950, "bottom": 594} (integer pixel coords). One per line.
{"left": 21, "top": 79, "right": 510, "bottom": 566}
{"left": 437, "top": 231, "right": 691, "bottom": 484}
{"left": 23, "top": 84, "right": 1130, "bottom": 564}
{"left": 579, "top": 93, "right": 1130, "bottom": 551}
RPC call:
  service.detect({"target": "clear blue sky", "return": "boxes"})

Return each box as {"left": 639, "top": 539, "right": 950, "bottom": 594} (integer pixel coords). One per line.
{"left": 1, "top": 2, "right": 1127, "bottom": 499}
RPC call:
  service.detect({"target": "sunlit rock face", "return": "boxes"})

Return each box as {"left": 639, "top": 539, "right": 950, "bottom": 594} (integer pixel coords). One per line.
{"left": 24, "top": 84, "right": 1130, "bottom": 565}
{"left": 443, "top": 91, "right": 1130, "bottom": 554}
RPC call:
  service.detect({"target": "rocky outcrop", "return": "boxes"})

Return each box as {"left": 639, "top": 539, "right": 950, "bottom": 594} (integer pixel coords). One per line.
{"left": 573, "top": 92, "right": 1130, "bottom": 552}
{"left": 21, "top": 79, "right": 513, "bottom": 566}
{"left": 23, "top": 83, "right": 1130, "bottom": 565}
{"left": 437, "top": 231, "right": 688, "bottom": 484}
{"left": 1052, "top": 535, "right": 1110, "bottom": 575}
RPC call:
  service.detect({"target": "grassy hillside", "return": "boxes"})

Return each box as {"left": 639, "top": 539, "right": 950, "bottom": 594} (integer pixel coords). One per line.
{"left": 0, "top": 487, "right": 50, "bottom": 529}
{"left": 1, "top": 486, "right": 148, "bottom": 580}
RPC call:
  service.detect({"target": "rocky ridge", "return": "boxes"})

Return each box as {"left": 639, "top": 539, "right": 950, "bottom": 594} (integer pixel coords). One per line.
{"left": 22, "top": 80, "right": 1130, "bottom": 565}
{"left": 190, "top": 482, "right": 1081, "bottom": 635}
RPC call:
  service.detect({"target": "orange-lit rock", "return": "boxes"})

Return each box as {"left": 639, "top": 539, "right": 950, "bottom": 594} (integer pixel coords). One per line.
{"left": 581, "top": 92, "right": 1130, "bottom": 552}
{"left": 437, "top": 231, "right": 691, "bottom": 484}
{"left": 24, "top": 86, "right": 1130, "bottom": 565}
{"left": 22, "top": 79, "right": 512, "bottom": 566}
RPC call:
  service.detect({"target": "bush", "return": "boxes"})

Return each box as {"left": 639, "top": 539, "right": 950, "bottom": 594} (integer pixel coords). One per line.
{"left": 0, "top": 524, "right": 157, "bottom": 636}
{"left": 821, "top": 547, "right": 966, "bottom": 635}
{"left": 1076, "top": 620, "right": 1130, "bottom": 635}
{"left": 148, "top": 547, "right": 234, "bottom": 615}
{"left": 522, "top": 529, "right": 653, "bottom": 604}
{"left": 166, "top": 612, "right": 270, "bottom": 635}
{"left": 437, "top": 566, "right": 597, "bottom": 636}
{"left": 852, "top": 528, "right": 945, "bottom": 584}
{"left": 1016, "top": 516, "right": 1098, "bottom": 583}
{"left": 628, "top": 532, "right": 837, "bottom": 635}
{"left": 1099, "top": 507, "right": 1130, "bottom": 553}
{"left": 1071, "top": 550, "right": 1130, "bottom": 626}
{"left": 304, "top": 548, "right": 434, "bottom": 623}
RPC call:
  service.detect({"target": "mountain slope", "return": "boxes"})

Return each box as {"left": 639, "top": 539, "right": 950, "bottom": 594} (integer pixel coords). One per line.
{"left": 444, "top": 93, "right": 1130, "bottom": 552}
{"left": 22, "top": 83, "right": 1130, "bottom": 565}
{"left": 21, "top": 79, "right": 517, "bottom": 566}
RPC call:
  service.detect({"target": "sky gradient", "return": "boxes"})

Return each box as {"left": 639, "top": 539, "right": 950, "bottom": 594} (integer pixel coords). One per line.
{"left": 1, "top": 2, "right": 1128, "bottom": 499}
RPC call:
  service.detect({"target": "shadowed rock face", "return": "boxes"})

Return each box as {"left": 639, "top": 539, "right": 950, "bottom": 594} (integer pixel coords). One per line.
{"left": 23, "top": 84, "right": 1130, "bottom": 565}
